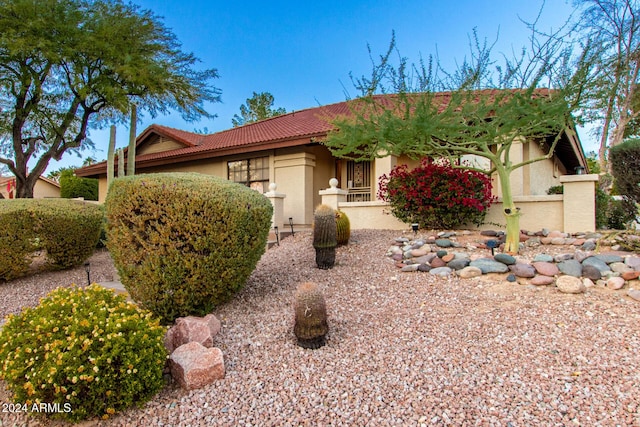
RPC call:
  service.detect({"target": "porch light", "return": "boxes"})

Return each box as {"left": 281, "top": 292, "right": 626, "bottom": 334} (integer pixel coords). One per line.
{"left": 574, "top": 166, "right": 585, "bottom": 175}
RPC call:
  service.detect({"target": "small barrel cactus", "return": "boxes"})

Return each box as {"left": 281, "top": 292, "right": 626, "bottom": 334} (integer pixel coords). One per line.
{"left": 335, "top": 210, "right": 350, "bottom": 246}
{"left": 293, "top": 282, "right": 328, "bottom": 349}
{"left": 313, "top": 204, "right": 337, "bottom": 269}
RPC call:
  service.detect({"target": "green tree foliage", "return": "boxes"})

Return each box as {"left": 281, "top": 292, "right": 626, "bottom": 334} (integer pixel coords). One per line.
{"left": 324, "top": 30, "right": 592, "bottom": 253}
{"left": 574, "top": 0, "right": 640, "bottom": 171}
{"left": 232, "top": 91, "right": 286, "bottom": 127}
{"left": 0, "top": 0, "right": 221, "bottom": 198}
{"left": 60, "top": 173, "right": 99, "bottom": 201}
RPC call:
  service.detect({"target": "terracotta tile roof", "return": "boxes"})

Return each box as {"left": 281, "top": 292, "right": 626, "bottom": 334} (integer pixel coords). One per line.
{"left": 75, "top": 90, "right": 583, "bottom": 177}
{"left": 76, "top": 99, "right": 355, "bottom": 176}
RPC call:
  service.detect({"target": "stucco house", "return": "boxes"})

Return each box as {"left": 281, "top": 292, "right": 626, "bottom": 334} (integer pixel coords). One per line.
{"left": 0, "top": 175, "right": 61, "bottom": 199}
{"left": 75, "top": 94, "right": 591, "bottom": 231}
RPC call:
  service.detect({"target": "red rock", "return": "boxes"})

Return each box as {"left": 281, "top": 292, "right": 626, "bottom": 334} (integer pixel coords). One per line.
{"left": 532, "top": 262, "right": 559, "bottom": 277}
{"left": 169, "top": 342, "right": 225, "bottom": 390}
{"left": 519, "top": 234, "right": 529, "bottom": 242}
{"left": 541, "top": 237, "right": 552, "bottom": 245}
{"left": 442, "top": 254, "right": 455, "bottom": 263}
{"left": 165, "top": 314, "right": 221, "bottom": 353}
{"left": 622, "top": 271, "right": 640, "bottom": 281}
{"left": 530, "top": 275, "right": 555, "bottom": 286}
{"left": 572, "top": 238, "right": 585, "bottom": 246}
{"left": 430, "top": 257, "right": 446, "bottom": 268}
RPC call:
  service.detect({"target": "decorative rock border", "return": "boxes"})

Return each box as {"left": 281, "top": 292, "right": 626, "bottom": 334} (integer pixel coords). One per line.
{"left": 387, "top": 230, "right": 640, "bottom": 300}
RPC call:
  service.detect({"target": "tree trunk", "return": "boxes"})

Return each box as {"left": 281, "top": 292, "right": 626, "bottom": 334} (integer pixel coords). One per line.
{"left": 497, "top": 166, "right": 521, "bottom": 254}
{"left": 127, "top": 105, "right": 137, "bottom": 176}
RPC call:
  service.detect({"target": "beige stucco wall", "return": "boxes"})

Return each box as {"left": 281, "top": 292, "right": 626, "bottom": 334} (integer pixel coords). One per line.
{"left": 273, "top": 151, "right": 316, "bottom": 225}
{"left": 34, "top": 180, "right": 61, "bottom": 198}
{"left": 338, "top": 196, "right": 565, "bottom": 231}
{"left": 137, "top": 135, "right": 186, "bottom": 156}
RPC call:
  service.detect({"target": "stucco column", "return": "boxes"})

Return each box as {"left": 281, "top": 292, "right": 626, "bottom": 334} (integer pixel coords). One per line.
{"left": 374, "top": 154, "right": 397, "bottom": 200}
{"left": 559, "top": 174, "right": 599, "bottom": 233}
{"left": 319, "top": 178, "right": 348, "bottom": 210}
{"left": 264, "top": 182, "right": 286, "bottom": 229}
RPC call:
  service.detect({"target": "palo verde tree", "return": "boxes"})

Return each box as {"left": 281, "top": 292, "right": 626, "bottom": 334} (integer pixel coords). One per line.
{"left": 232, "top": 91, "right": 286, "bottom": 127}
{"left": 0, "top": 0, "right": 221, "bottom": 198}
{"left": 324, "top": 30, "right": 593, "bottom": 253}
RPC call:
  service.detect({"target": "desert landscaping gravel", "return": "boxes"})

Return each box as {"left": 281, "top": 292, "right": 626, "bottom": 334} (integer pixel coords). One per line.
{"left": 1, "top": 229, "right": 640, "bottom": 426}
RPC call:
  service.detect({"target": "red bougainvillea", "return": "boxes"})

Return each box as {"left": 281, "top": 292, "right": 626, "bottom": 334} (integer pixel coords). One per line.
{"left": 378, "top": 159, "right": 496, "bottom": 229}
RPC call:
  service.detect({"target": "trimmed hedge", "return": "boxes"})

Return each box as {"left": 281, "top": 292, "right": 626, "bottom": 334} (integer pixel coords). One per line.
{"left": 0, "top": 199, "right": 103, "bottom": 280}
{"left": 106, "top": 173, "right": 273, "bottom": 324}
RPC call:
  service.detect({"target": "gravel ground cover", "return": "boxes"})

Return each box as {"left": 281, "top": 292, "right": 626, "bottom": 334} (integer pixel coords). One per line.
{"left": 1, "top": 229, "right": 639, "bottom": 426}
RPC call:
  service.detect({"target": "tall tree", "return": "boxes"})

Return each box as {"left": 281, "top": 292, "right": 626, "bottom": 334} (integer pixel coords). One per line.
{"left": 232, "top": 91, "right": 286, "bottom": 127}
{"left": 574, "top": 0, "right": 640, "bottom": 170}
{"left": 324, "top": 30, "right": 593, "bottom": 253}
{"left": 0, "top": 0, "right": 221, "bottom": 198}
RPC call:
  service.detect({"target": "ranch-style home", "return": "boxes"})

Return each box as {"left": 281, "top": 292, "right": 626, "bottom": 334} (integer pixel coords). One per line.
{"left": 75, "top": 93, "right": 596, "bottom": 233}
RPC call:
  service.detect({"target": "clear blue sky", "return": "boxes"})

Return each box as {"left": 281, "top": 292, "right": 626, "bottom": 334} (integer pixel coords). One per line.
{"left": 49, "top": 0, "right": 588, "bottom": 172}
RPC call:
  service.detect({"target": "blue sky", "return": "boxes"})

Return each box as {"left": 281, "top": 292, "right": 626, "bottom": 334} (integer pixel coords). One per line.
{"left": 50, "top": 0, "right": 585, "bottom": 172}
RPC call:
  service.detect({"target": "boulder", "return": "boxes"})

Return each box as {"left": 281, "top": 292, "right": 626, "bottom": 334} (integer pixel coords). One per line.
{"left": 533, "top": 254, "right": 554, "bottom": 263}
{"left": 581, "top": 265, "right": 602, "bottom": 281}
{"left": 610, "top": 262, "right": 633, "bottom": 274}
{"left": 532, "top": 261, "right": 559, "bottom": 277}
{"left": 621, "top": 271, "right": 640, "bottom": 281}
{"left": 557, "top": 260, "right": 583, "bottom": 278}
{"left": 595, "top": 253, "right": 624, "bottom": 264}
{"left": 625, "top": 256, "right": 640, "bottom": 271}
{"left": 582, "top": 257, "right": 611, "bottom": 274}
{"left": 627, "top": 289, "right": 640, "bottom": 301}
{"left": 530, "top": 275, "right": 555, "bottom": 286}
{"left": 494, "top": 253, "right": 516, "bottom": 265}
{"left": 458, "top": 266, "right": 483, "bottom": 279}
{"left": 556, "top": 275, "right": 586, "bottom": 294}
{"left": 509, "top": 263, "right": 536, "bottom": 278}
{"left": 169, "top": 342, "right": 225, "bottom": 390}
{"left": 470, "top": 258, "right": 509, "bottom": 274}
{"left": 430, "top": 267, "right": 453, "bottom": 276}
{"left": 165, "top": 314, "right": 222, "bottom": 353}
{"left": 606, "top": 277, "right": 626, "bottom": 290}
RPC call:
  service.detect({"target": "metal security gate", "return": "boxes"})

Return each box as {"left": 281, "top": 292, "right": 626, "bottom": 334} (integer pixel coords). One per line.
{"left": 346, "top": 160, "right": 371, "bottom": 202}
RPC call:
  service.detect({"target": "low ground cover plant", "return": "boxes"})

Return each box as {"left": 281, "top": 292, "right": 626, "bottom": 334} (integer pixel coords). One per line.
{"left": 106, "top": 173, "right": 273, "bottom": 324}
{"left": 378, "top": 159, "right": 495, "bottom": 229}
{"left": 0, "top": 285, "right": 166, "bottom": 422}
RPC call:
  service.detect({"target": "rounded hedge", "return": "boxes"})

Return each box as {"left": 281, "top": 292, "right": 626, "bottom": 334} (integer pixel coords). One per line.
{"left": 0, "top": 199, "right": 103, "bottom": 280}
{"left": 106, "top": 173, "right": 273, "bottom": 324}
{"left": 0, "top": 284, "right": 167, "bottom": 422}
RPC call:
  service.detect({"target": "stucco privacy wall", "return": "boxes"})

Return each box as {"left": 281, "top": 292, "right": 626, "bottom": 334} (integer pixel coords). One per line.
{"left": 321, "top": 174, "right": 598, "bottom": 233}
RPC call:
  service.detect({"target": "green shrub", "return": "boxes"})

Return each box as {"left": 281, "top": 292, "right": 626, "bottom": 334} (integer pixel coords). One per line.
{"left": 0, "top": 199, "right": 103, "bottom": 279}
{"left": 546, "top": 185, "right": 563, "bottom": 195}
{"left": 610, "top": 138, "right": 640, "bottom": 205}
{"left": 595, "top": 187, "right": 610, "bottom": 229}
{"left": 60, "top": 174, "right": 99, "bottom": 201}
{"left": 0, "top": 203, "right": 36, "bottom": 280}
{"left": 106, "top": 173, "right": 273, "bottom": 324}
{"left": 0, "top": 284, "right": 167, "bottom": 422}
{"left": 378, "top": 159, "right": 495, "bottom": 229}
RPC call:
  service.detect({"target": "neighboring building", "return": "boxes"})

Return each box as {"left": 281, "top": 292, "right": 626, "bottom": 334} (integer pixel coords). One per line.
{"left": 0, "top": 175, "right": 61, "bottom": 199}
{"left": 75, "top": 94, "right": 588, "bottom": 228}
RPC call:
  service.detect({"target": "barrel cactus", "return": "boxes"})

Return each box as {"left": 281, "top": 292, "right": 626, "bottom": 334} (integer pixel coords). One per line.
{"left": 335, "top": 210, "right": 350, "bottom": 246}
{"left": 313, "top": 204, "right": 337, "bottom": 269}
{"left": 293, "top": 282, "right": 328, "bottom": 349}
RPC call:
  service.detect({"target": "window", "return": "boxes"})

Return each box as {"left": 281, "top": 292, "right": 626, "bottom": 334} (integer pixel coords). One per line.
{"left": 227, "top": 156, "right": 269, "bottom": 193}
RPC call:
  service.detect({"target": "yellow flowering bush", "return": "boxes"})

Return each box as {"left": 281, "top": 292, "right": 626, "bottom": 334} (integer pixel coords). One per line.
{"left": 0, "top": 285, "right": 167, "bottom": 422}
